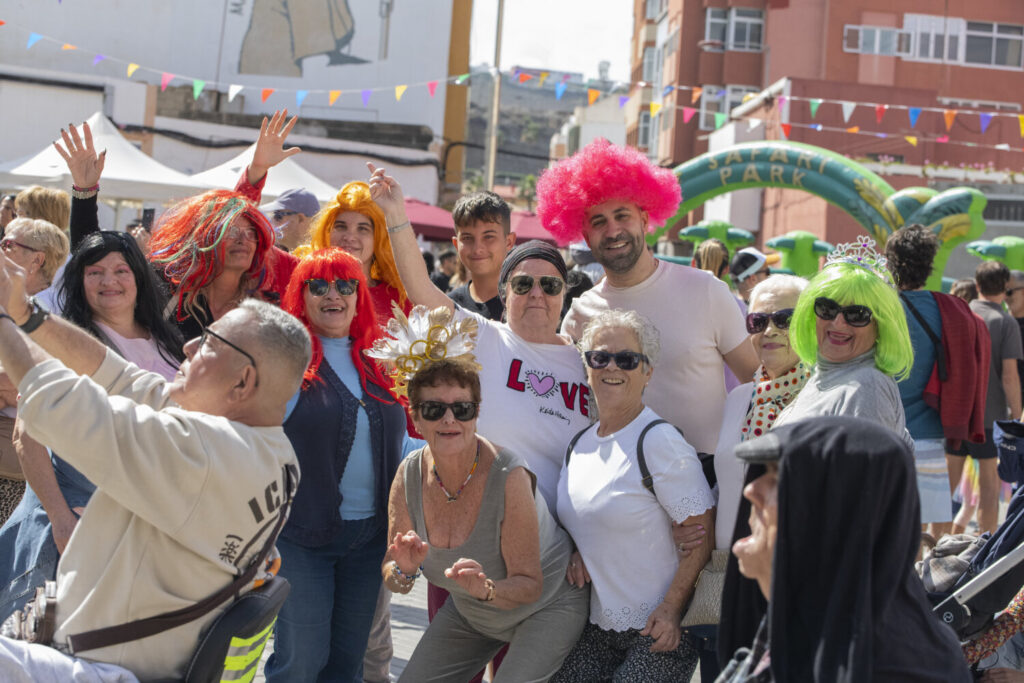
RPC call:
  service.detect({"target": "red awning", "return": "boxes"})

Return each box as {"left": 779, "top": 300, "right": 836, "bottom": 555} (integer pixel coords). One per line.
{"left": 404, "top": 198, "right": 455, "bottom": 241}
{"left": 510, "top": 210, "right": 556, "bottom": 244}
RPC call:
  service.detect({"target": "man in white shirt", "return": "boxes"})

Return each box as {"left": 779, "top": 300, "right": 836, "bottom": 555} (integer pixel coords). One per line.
{"left": 0, "top": 253, "right": 310, "bottom": 682}
{"left": 537, "top": 139, "right": 759, "bottom": 455}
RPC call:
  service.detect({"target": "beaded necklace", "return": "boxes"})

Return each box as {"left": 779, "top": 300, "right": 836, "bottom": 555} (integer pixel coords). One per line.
{"left": 432, "top": 442, "right": 480, "bottom": 503}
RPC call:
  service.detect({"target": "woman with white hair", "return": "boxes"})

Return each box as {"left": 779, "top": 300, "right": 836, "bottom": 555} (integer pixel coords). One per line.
{"left": 554, "top": 309, "right": 715, "bottom": 682}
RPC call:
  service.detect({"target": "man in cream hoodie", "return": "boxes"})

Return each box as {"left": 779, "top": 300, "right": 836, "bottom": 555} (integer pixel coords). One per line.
{"left": 0, "top": 252, "right": 309, "bottom": 682}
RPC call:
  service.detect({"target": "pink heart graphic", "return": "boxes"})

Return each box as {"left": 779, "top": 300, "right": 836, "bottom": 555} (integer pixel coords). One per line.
{"left": 527, "top": 373, "right": 555, "bottom": 396}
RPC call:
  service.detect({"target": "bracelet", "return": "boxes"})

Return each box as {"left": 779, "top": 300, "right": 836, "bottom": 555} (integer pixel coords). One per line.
{"left": 386, "top": 220, "right": 411, "bottom": 235}
{"left": 19, "top": 297, "right": 49, "bottom": 334}
{"left": 392, "top": 562, "right": 423, "bottom": 586}
{"left": 478, "top": 578, "right": 496, "bottom": 602}
{"left": 71, "top": 184, "right": 99, "bottom": 200}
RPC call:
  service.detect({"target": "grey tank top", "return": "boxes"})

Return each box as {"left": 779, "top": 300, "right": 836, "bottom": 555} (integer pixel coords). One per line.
{"left": 405, "top": 446, "right": 575, "bottom": 638}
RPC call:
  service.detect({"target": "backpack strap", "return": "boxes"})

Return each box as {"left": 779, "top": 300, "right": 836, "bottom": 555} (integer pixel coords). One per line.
{"left": 638, "top": 420, "right": 717, "bottom": 497}
{"left": 564, "top": 424, "right": 595, "bottom": 468}
{"left": 902, "top": 292, "right": 948, "bottom": 382}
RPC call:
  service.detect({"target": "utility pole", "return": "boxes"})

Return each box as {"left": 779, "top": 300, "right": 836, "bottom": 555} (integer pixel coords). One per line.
{"left": 483, "top": 0, "right": 505, "bottom": 191}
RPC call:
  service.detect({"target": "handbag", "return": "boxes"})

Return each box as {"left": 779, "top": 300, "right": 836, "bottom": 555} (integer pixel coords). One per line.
{"left": 0, "top": 415, "right": 25, "bottom": 481}
{"left": 680, "top": 548, "right": 729, "bottom": 627}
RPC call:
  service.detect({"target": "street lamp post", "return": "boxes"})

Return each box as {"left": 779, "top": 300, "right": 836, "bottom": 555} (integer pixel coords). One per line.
{"left": 483, "top": 0, "right": 505, "bottom": 191}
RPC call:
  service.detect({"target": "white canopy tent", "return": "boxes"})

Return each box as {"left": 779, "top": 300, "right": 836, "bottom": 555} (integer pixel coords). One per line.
{"left": 190, "top": 146, "right": 338, "bottom": 204}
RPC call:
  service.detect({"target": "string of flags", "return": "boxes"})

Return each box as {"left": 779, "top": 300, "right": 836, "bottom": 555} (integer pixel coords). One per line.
{"left": 3, "top": 17, "right": 1024, "bottom": 152}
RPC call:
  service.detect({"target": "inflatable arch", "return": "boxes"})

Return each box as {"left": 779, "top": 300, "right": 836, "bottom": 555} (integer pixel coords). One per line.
{"left": 649, "top": 141, "right": 988, "bottom": 291}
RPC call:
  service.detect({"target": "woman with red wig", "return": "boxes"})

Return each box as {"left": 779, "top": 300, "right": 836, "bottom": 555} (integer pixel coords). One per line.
{"left": 263, "top": 248, "right": 416, "bottom": 683}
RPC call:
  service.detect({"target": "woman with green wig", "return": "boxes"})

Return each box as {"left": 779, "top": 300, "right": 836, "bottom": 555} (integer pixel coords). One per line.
{"left": 772, "top": 236, "right": 914, "bottom": 446}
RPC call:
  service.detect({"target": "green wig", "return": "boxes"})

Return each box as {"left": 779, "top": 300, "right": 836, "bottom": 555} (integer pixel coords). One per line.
{"left": 789, "top": 262, "right": 913, "bottom": 381}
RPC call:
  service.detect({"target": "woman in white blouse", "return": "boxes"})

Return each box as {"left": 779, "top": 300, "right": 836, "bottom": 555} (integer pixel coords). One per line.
{"left": 554, "top": 309, "right": 715, "bottom": 682}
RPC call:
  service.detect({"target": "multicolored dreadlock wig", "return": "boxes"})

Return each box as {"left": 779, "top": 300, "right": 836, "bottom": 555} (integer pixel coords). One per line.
{"left": 308, "top": 181, "right": 408, "bottom": 305}
{"left": 282, "top": 248, "right": 398, "bottom": 402}
{"left": 148, "top": 190, "right": 274, "bottom": 322}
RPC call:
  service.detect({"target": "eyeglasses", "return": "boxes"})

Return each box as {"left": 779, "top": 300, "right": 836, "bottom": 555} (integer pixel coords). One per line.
{"left": 226, "top": 225, "right": 259, "bottom": 243}
{"left": 304, "top": 278, "right": 359, "bottom": 297}
{"left": 198, "top": 327, "right": 259, "bottom": 385}
{"left": 414, "top": 401, "right": 479, "bottom": 421}
{"left": 509, "top": 274, "right": 565, "bottom": 296}
{"left": 0, "top": 238, "right": 41, "bottom": 253}
{"left": 745, "top": 308, "right": 794, "bottom": 334}
{"left": 273, "top": 210, "right": 298, "bottom": 221}
{"left": 583, "top": 350, "right": 650, "bottom": 371}
{"left": 1007, "top": 287, "right": 1024, "bottom": 296}
{"left": 813, "top": 297, "right": 874, "bottom": 327}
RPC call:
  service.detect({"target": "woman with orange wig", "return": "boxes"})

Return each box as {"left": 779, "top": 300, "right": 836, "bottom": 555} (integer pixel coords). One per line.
{"left": 264, "top": 248, "right": 416, "bottom": 682}
{"left": 309, "top": 181, "right": 411, "bottom": 328}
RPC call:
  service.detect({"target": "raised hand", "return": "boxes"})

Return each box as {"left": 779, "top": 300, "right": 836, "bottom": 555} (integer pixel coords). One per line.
{"left": 390, "top": 530, "right": 429, "bottom": 574}
{"left": 53, "top": 122, "right": 106, "bottom": 189}
{"left": 444, "top": 557, "right": 490, "bottom": 600}
{"left": 366, "top": 162, "right": 407, "bottom": 224}
{"left": 249, "top": 109, "right": 301, "bottom": 184}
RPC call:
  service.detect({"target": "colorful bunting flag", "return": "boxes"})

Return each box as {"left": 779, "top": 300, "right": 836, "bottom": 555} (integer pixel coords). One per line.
{"left": 228, "top": 84, "right": 243, "bottom": 102}
{"left": 192, "top": 79, "right": 205, "bottom": 100}
{"left": 777, "top": 96, "right": 787, "bottom": 110}
{"left": 160, "top": 73, "right": 174, "bottom": 91}
{"left": 518, "top": 72, "right": 533, "bottom": 84}
{"left": 26, "top": 33, "right": 42, "bottom": 48}
{"left": 650, "top": 102, "right": 662, "bottom": 116}
{"left": 937, "top": 134, "right": 949, "bottom": 143}
{"left": 809, "top": 99, "right": 822, "bottom": 118}
{"left": 618, "top": 95, "right": 629, "bottom": 108}
{"left": 979, "top": 113, "right": 993, "bottom": 134}
{"left": 1019, "top": 115, "right": 1024, "bottom": 138}
{"left": 846, "top": 126, "right": 860, "bottom": 133}
{"left": 361, "top": 89, "right": 371, "bottom": 106}
{"left": 691, "top": 87, "right": 702, "bottom": 104}
{"left": 427, "top": 81, "right": 438, "bottom": 97}
{"left": 261, "top": 88, "right": 274, "bottom": 102}
{"left": 713, "top": 112, "right": 726, "bottom": 129}
{"left": 943, "top": 109, "right": 957, "bottom": 131}
{"left": 454, "top": 73, "right": 469, "bottom": 85}
{"left": 127, "top": 63, "right": 140, "bottom": 78}
{"left": 996, "top": 143, "right": 1011, "bottom": 151}
{"left": 587, "top": 89, "right": 600, "bottom": 105}
{"left": 905, "top": 136, "right": 918, "bottom": 146}
{"left": 61, "top": 43, "right": 76, "bottom": 50}
{"left": 780, "top": 123, "right": 792, "bottom": 138}
{"left": 874, "top": 104, "right": 887, "bottom": 124}
{"left": 875, "top": 132, "right": 888, "bottom": 138}
{"left": 92, "top": 54, "right": 106, "bottom": 65}
{"left": 539, "top": 72, "right": 549, "bottom": 87}
{"left": 555, "top": 82, "right": 567, "bottom": 100}
{"left": 908, "top": 107, "right": 921, "bottom": 128}
{"left": 841, "top": 102, "right": 856, "bottom": 123}
{"left": 0, "top": 21, "right": 6, "bottom": 27}
{"left": 329, "top": 90, "right": 342, "bottom": 105}
{"left": 662, "top": 85, "right": 674, "bottom": 98}
{"left": 813, "top": 124, "right": 823, "bottom": 131}
{"left": 295, "top": 90, "right": 308, "bottom": 107}
{"left": 682, "top": 107, "right": 697, "bottom": 124}
{"left": 395, "top": 85, "right": 407, "bottom": 101}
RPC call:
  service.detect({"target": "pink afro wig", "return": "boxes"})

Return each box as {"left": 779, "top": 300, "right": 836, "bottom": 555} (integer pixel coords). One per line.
{"left": 536, "top": 138, "right": 682, "bottom": 245}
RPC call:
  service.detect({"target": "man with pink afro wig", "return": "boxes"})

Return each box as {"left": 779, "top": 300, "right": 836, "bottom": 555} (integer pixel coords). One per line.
{"left": 544, "top": 139, "right": 759, "bottom": 463}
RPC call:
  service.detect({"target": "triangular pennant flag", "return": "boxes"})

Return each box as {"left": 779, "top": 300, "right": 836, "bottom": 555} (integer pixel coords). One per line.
{"left": 846, "top": 126, "right": 860, "bottom": 133}
{"left": 260, "top": 88, "right": 274, "bottom": 102}
{"left": 777, "top": 96, "right": 787, "bottom": 110}
{"left": 454, "top": 73, "right": 469, "bottom": 85}
{"left": 714, "top": 113, "right": 727, "bottom": 129}
{"left": 539, "top": 72, "right": 549, "bottom": 87}
{"left": 650, "top": 102, "right": 662, "bottom": 116}
{"left": 691, "top": 87, "right": 702, "bottom": 104}
{"left": 394, "top": 85, "right": 407, "bottom": 101}
{"left": 518, "top": 72, "right": 533, "bottom": 84}
{"left": 92, "top": 54, "right": 106, "bottom": 66}
{"left": 937, "top": 134, "right": 949, "bottom": 143}
{"left": 555, "top": 82, "right": 567, "bottom": 100}
{"left": 841, "top": 101, "right": 856, "bottom": 123}
{"left": 0, "top": 20, "right": 6, "bottom": 27}
{"left": 618, "top": 95, "right": 629, "bottom": 108}
{"left": 979, "top": 112, "right": 993, "bottom": 134}
{"left": 662, "top": 85, "right": 674, "bottom": 98}
{"left": 228, "top": 84, "right": 243, "bottom": 102}
{"left": 26, "top": 33, "right": 42, "bottom": 48}
{"left": 160, "top": 73, "right": 174, "bottom": 91}
{"left": 813, "top": 124, "right": 823, "bottom": 131}
{"left": 361, "top": 89, "right": 371, "bottom": 106}
{"left": 875, "top": 132, "right": 888, "bottom": 138}
{"left": 562, "top": 73, "right": 571, "bottom": 82}
{"left": 192, "top": 79, "right": 205, "bottom": 100}
{"left": 809, "top": 99, "right": 822, "bottom": 118}
{"left": 780, "top": 123, "right": 792, "bottom": 138}
{"left": 682, "top": 106, "right": 697, "bottom": 124}
{"left": 996, "top": 143, "right": 1011, "bottom": 151}
{"left": 943, "top": 109, "right": 957, "bottom": 131}
{"left": 61, "top": 43, "right": 76, "bottom": 51}
{"left": 747, "top": 119, "right": 763, "bottom": 132}
{"left": 905, "top": 136, "right": 918, "bottom": 147}
{"left": 908, "top": 107, "right": 921, "bottom": 128}
{"left": 1019, "top": 115, "right": 1024, "bottom": 138}
{"left": 587, "top": 88, "right": 600, "bottom": 105}
{"left": 127, "top": 63, "right": 140, "bottom": 78}
{"left": 328, "top": 89, "right": 342, "bottom": 105}
{"left": 295, "top": 90, "right": 308, "bottom": 107}
{"left": 427, "top": 81, "right": 438, "bottom": 97}
{"left": 875, "top": 104, "right": 887, "bottom": 124}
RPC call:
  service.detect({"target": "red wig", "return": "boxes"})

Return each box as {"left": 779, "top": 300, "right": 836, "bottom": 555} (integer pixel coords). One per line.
{"left": 149, "top": 189, "right": 274, "bottom": 321}
{"left": 282, "top": 248, "right": 396, "bottom": 401}
{"left": 535, "top": 138, "right": 682, "bottom": 245}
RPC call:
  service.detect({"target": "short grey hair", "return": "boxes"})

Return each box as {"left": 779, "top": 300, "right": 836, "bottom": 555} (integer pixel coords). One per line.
{"left": 578, "top": 308, "right": 660, "bottom": 367}
{"left": 5, "top": 217, "right": 69, "bottom": 283}
{"left": 238, "top": 299, "right": 311, "bottom": 388}
{"left": 749, "top": 274, "right": 808, "bottom": 310}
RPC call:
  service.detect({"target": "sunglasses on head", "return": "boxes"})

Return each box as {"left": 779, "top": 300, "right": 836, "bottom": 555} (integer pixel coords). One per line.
{"left": 813, "top": 297, "right": 873, "bottom": 327}
{"left": 304, "top": 278, "right": 359, "bottom": 297}
{"left": 745, "top": 308, "right": 794, "bottom": 334}
{"left": 415, "top": 401, "right": 479, "bottom": 422}
{"left": 509, "top": 274, "right": 565, "bottom": 296}
{"left": 583, "top": 350, "right": 649, "bottom": 371}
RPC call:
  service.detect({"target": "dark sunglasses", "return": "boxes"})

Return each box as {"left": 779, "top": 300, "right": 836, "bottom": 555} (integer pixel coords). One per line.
{"left": 304, "top": 278, "right": 359, "bottom": 297}
{"left": 813, "top": 297, "right": 873, "bottom": 327}
{"left": 583, "top": 350, "right": 649, "bottom": 371}
{"left": 509, "top": 274, "right": 565, "bottom": 296}
{"left": 745, "top": 308, "right": 794, "bottom": 334}
{"left": 415, "top": 401, "right": 479, "bottom": 422}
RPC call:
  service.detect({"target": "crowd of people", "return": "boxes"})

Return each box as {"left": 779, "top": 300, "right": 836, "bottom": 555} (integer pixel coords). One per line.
{"left": 0, "top": 113, "right": 1018, "bottom": 683}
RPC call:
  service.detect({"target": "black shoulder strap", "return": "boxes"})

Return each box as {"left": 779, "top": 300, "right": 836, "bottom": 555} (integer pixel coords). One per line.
{"left": 901, "top": 292, "right": 948, "bottom": 381}
{"left": 564, "top": 424, "right": 595, "bottom": 467}
{"left": 638, "top": 419, "right": 718, "bottom": 497}
{"left": 67, "top": 466, "right": 296, "bottom": 654}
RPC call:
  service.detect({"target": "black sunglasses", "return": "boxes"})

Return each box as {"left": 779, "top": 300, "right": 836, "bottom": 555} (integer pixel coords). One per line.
{"left": 415, "top": 401, "right": 479, "bottom": 422}
{"left": 813, "top": 297, "right": 873, "bottom": 327}
{"left": 745, "top": 308, "right": 794, "bottom": 334}
{"left": 509, "top": 274, "right": 565, "bottom": 296}
{"left": 304, "top": 278, "right": 359, "bottom": 297}
{"left": 583, "top": 350, "right": 649, "bottom": 371}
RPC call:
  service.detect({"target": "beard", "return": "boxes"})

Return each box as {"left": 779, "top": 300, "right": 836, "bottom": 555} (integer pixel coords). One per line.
{"left": 593, "top": 232, "right": 644, "bottom": 273}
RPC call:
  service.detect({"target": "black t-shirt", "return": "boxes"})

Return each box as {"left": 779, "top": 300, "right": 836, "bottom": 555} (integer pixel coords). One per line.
{"left": 448, "top": 284, "right": 503, "bottom": 321}
{"left": 431, "top": 272, "right": 451, "bottom": 293}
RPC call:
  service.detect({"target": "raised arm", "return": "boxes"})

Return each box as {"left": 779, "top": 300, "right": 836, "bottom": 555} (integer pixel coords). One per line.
{"left": 54, "top": 122, "right": 104, "bottom": 249}
{"left": 366, "top": 163, "right": 453, "bottom": 311}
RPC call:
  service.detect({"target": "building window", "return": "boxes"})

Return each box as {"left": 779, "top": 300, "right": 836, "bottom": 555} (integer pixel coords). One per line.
{"left": 699, "top": 86, "right": 724, "bottom": 130}
{"left": 642, "top": 46, "right": 656, "bottom": 82}
{"left": 649, "top": 111, "right": 661, "bottom": 159}
{"left": 985, "top": 198, "right": 1024, "bottom": 223}
{"left": 727, "top": 85, "right": 759, "bottom": 112}
{"left": 938, "top": 96, "right": 1021, "bottom": 112}
{"left": 638, "top": 111, "right": 651, "bottom": 148}
{"left": 705, "top": 9, "right": 728, "bottom": 48}
{"left": 843, "top": 25, "right": 912, "bottom": 56}
{"left": 730, "top": 9, "right": 764, "bottom": 51}
{"left": 645, "top": 0, "right": 658, "bottom": 21}
{"left": 965, "top": 21, "right": 1024, "bottom": 68}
